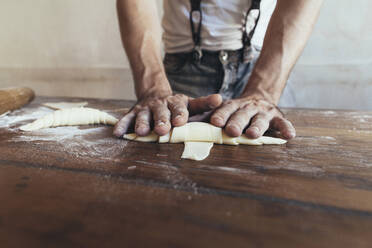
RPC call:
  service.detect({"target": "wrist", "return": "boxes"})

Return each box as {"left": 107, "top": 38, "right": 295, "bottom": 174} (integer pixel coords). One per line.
{"left": 241, "top": 71, "right": 286, "bottom": 105}
{"left": 241, "top": 86, "right": 279, "bottom": 105}
{"left": 136, "top": 75, "right": 172, "bottom": 101}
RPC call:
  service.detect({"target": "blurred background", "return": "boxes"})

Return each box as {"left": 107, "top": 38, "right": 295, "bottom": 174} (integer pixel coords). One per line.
{"left": 0, "top": 0, "right": 371, "bottom": 110}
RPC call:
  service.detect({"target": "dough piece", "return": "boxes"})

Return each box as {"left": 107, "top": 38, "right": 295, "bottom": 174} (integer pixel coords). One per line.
{"left": 123, "top": 133, "right": 136, "bottom": 140}
{"left": 123, "top": 122, "right": 287, "bottom": 145}
{"left": 222, "top": 131, "right": 239, "bottom": 145}
{"left": 181, "top": 142, "right": 214, "bottom": 161}
{"left": 159, "top": 130, "right": 171, "bottom": 143}
{"left": 20, "top": 107, "right": 118, "bottom": 131}
{"left": 170, "top": 122, "right": 223, "bottom": 144}
{"left": 135, "top": 132, "right": 158, "bottom": 142}
{"left": 238, "top": 135, "right": 287, "bottom": 145}
{"left": 42, "top": 101, "right": 88, "bottom": 110}
{"left": 123, "top": 122, "right": 287, "bottom": 161}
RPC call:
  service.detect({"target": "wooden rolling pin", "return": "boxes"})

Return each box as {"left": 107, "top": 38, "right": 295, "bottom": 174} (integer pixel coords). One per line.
{"left": 0, "top": 87, "right": 35, "bottom": 115}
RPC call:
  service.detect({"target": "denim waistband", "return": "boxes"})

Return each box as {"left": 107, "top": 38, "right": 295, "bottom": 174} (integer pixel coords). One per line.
{"left": 165, "top": 46, "right": 258, "bottom": 66}
{"left": 168, "top": 48, "right": 241, "bottom": 62}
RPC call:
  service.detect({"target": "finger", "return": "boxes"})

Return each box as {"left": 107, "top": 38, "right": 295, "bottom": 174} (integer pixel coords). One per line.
{"left": 188, "top": 110, "right": 213, "bottom": 122}
{"left": 271, "top": 117, "right": 296, "bottom": 139}
{"left": 188, "top": 94, "right": 222, "bottom": 115}
{"left": 150, "top": 101, "right": 171, "bottom": 136}
{"left": 245, "top": 113, "right": 271, "bottom": 139}
{"left": 135, "top": 108, "right": 152, "bottom": 136}
{"left": 113, "top": 111, "right": 136, "bottom": 137}
{"left": 168, "top": 99, "right": 189, "bottom": 127}
{"left": 224, "top": 108, "right": 257, "bottom": 137}
{"left": 210, "top": 100, "right": 239, "bottom": 127}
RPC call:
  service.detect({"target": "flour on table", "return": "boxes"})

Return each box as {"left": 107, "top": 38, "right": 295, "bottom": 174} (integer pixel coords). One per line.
{"left": 1, "top": 106, "right": 127, "bottom": 161}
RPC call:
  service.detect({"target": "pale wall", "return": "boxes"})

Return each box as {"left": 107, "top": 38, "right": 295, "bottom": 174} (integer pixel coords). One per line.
{"left": 0, "top": 0, "right": 371, "bottom": 110}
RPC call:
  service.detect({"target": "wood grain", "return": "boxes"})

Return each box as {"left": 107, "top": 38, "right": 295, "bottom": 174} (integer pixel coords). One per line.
{"left": 0, "top": 96, "right": 372, "bottom": 248}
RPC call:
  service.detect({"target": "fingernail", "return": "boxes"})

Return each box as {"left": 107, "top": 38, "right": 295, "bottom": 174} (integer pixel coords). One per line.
{"left": 175, "top": 115, "right": 182, "bottom": 120}
{"left": 156, "top": 121, "right": 165, "bottom": 126}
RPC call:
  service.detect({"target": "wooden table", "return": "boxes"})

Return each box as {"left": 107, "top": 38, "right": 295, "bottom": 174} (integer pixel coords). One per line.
{"left": 1, "top": 96, "right": 372, "bottom": 248}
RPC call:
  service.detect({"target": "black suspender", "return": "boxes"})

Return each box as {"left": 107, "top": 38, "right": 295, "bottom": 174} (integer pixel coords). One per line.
{"left": 189, "top": 0, "right": 261, "bottom": 61}
{"left": 242, "top": 0, "right": 261, "bottom": 48}
{"left": 189, "top": 0, "right": 203, "bottom": 60}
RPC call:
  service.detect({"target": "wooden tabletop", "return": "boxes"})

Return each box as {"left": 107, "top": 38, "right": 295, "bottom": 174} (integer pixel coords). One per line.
{"left": 1, "top": 96, "right": 372, "bottom": 248}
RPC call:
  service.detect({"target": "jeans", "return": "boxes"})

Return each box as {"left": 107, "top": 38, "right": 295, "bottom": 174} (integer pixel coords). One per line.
{"left": 163, "top": 46, "right": 296, "bottom": 107}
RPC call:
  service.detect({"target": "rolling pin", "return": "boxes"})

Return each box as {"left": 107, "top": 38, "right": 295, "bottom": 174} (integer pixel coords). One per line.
{"left": 0, "top": 87, "right": 35, "bottom": 115}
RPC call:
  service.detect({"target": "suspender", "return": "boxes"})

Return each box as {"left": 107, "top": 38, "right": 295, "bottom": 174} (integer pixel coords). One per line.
{"left": 189, "top": 0, "right": 261, "bottom": 61}
{"left": 189, "top": 0, "right": 203, "bottom": 60}
{"left": 242, "top": 0, "right": 261, "bottom": 48}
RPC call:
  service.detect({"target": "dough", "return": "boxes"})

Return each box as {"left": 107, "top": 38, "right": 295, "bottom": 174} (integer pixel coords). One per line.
{"left": 181, "top": 142, "right": 214, "bottom": 161}
{"left": 135, "top": 132, "right": 158, "bottom": 142}
{"left": 123, "top": 133, "right": 136, "bottom": 140}
{"left": 42, "top": 101, "right": 88, "bottom": 110}
{"left": 123, "top": 122, "right": 287, "bottom": 161}
{"left": 20, "top": 107, "right": 118, "bottom": 131}
{"left": 170, "top": 122, "right": 223, "bottom": 144}
{"left": 159, "top": 130, "right": 171, "bottom": 143}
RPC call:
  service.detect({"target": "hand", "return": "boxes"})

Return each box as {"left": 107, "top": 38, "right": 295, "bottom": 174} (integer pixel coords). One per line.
{"left": 210, "top": 96, "right": 296, "bottom": 139}
{"left": 113, "top": 93, "right": 222, "bottom": 137}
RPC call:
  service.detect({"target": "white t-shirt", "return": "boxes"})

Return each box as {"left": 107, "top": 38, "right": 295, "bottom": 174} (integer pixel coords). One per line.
{"left": 162, "top": 0, "right": 276, "bottom": 53}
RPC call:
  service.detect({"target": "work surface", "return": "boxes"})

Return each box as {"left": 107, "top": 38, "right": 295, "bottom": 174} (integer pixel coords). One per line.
{"left": 1, "top": 96, "right": 372, "bottom": 248}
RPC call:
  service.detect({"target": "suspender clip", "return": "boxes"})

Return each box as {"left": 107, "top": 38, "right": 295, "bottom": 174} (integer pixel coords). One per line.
{"left": 192, "top": 46, "right": 203, "bottom": 62}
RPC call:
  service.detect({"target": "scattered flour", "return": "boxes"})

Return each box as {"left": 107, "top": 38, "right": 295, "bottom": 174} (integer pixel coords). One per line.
{"left": 1, "top": 106, "right": 128, "bottom": 161}
{"left": 0, "top": 106, "right": 52, "bottom": 129}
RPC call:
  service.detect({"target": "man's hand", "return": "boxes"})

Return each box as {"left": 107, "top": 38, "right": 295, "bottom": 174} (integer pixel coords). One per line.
{"left": 210, "top": 96, "right": 295, "bottom": 139}
{"left": 113, "top": 93, "right": 222, "bottom": 137}
{"left": 208, "top": 0, "right": 324, "bottom": 140}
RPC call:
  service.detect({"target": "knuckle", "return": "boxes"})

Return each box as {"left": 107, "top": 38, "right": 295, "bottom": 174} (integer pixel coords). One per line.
{"left": 136, "top": 120, "right": 148, "bottom": 127}
{"left": 224, "top": 100, "right": 236, "bottom": 107}
{"left": 174, "top": 93, "right": 185, "bottom": 99}
{"left": 257, "top": 112, "right": 270, "bottom": 120}
{"left": 213, "top": 111, "right": 227, "bottom": 120}
{"left": 173, "top": 106, "right": 187, "bottom": 114}
{"left": 152, "top": 99, "right": 166, "bottom": 107}
{"left": 171, "top": 94, "right": 187, "bottom": 102}
{"left": 133, "top": 105, "right": 143, "bottom": 112}
{"left": 228, "top": 120, "right": 243, "bottom": 130}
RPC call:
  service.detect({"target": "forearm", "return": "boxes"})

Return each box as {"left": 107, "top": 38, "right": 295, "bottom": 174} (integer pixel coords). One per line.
{"left": 242, "top": 0, "right": 324, "bottom": 104}
{"left": 116, "top": 0, "right": 171, "bottom": 100}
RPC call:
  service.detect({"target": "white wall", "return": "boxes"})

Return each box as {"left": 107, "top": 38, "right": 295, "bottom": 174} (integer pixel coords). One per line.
{"left": 0, "top": 0, "right": 371, "bottom": 110}
{"left": 291, "top": 0, "right": 372, "bottom": 110}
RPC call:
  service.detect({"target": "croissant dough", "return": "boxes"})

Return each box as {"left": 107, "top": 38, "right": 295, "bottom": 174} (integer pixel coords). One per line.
{"left": 124, "top": 122, "right": 287, "bottom": 160}
{"left": 20, "top": 107, "right": 118, "bottom": 131}
{"left": 42, "top": 101, "right": 88, "bottom": 110}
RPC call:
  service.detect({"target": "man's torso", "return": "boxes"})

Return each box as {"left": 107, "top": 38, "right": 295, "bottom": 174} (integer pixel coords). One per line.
{"left": 162, "top": 0, "right": 276, "bottom": 53}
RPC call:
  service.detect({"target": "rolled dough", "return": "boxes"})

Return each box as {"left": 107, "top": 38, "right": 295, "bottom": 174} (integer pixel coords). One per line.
{"left": 123, "top": 122, "right": 287, "bottom": 161}
{"left": 181, "top": 142, "right": 214, "bottom": 161}
{"left": 42, "top": 101, "right": 88, "bottom": 110}
{"left": 20, "top": 107, "right": 118, "bottom": 131}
